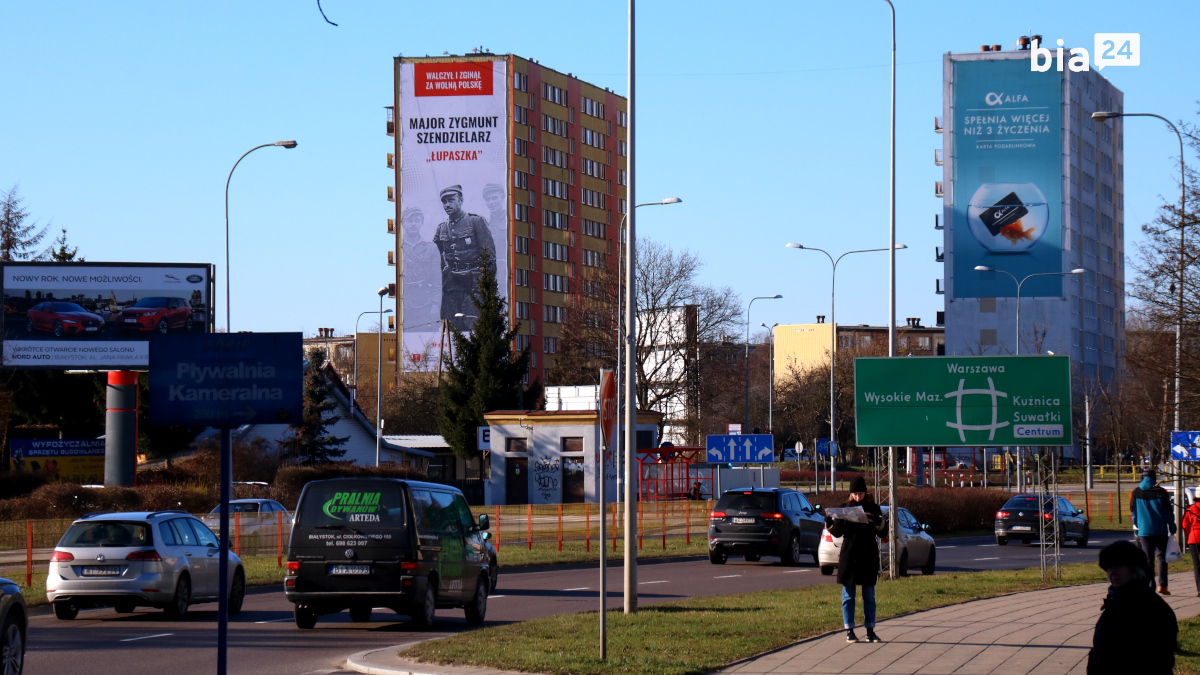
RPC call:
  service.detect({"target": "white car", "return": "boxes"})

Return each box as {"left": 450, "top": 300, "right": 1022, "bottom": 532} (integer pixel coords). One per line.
{"left": 203, "top": 499, "right": 292, "bottom": 536}
{"left": 817, "top": 505, "right": 936, "bottom": 577}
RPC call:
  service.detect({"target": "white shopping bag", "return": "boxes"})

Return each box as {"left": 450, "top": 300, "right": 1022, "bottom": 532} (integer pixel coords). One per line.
{"left": 1167, "top": 536, "right": 1183, "bottom": 563}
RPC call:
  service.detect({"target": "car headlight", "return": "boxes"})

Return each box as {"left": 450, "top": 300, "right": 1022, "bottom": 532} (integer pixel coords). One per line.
{"left": 62, "top": 319, "right": 78, "bottom": 324}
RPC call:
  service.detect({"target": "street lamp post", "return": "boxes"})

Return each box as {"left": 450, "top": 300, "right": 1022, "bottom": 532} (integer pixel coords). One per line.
{"left": 761, "top": 322, "right": 779, "bottom": 433}
{"left": 786, "top": 244, "right": 905, "bottom": 492}
{"left": 1093, "top": 110, "right": 1187, "bottom": 544}
{"left": 744, "top": 296, "right": 782, "bottom": 431}
{"left": 376, "top": 285, "right": 389, "bottom": 467}
{"left": 354, "top": 309, "right": 393, "bottom": 407}
{"left": 224, "top": 140, "right": 297, "bottom": 333}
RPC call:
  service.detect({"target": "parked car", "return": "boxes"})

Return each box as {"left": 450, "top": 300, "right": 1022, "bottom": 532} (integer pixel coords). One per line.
{"left": 707, "top": 488, "right": 825, "bottom": 565}
{"left": 202, "top": 499, "right": 292, "bottom": 537}
{"left": 117, "top": 297, "right": 194, "bottom": 333}
{"left": 25, "top": 301, "right": 104, "bottom": 337}
{"left": 285, "top": 478, "right": 492, "bottom": 629}
{"left": 817, "top": 505, "right": 936, "bottom": 577}
{"left": 47, "top": 511, "right": 246, "bottom": 620}
{"left": 1, "top": 576, "right": 26, "bottom": 675}
{"left": 994, "top": 494, "right": 1089, "bottom": 546}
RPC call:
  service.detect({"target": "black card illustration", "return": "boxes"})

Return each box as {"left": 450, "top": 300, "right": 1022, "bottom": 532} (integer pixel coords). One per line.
{"left": 978, "top": 192, "right": 1028, "bottom": 236}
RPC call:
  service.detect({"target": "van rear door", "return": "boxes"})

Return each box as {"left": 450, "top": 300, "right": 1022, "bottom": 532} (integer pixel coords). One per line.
{"left": 291, "top": 481, "right": 411, "bottom": 593}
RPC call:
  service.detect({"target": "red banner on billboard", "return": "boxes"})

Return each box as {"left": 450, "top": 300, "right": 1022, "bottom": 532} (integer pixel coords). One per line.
{"left": 414, "top": 62, "right": 493, "bottom": 97}
{"left": 600, "top": 368, "right": 616, "bottom": 447}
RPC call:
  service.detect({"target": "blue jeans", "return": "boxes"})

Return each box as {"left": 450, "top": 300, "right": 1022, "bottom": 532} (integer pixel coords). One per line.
{"left": 842, "top": 584, "right": 876, "bottom": 629}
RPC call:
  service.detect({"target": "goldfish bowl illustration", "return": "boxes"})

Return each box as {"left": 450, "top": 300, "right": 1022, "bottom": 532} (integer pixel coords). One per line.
{"left": 967, "top": 183, "right": 1049, "bottom": 254}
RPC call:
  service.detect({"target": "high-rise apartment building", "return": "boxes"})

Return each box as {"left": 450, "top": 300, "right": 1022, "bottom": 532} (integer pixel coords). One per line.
{"left": 386, "top": 53, "right": 627, "bottom": 388}
{"left": 939, "top": 37, "right": 1126, "bottom": 392}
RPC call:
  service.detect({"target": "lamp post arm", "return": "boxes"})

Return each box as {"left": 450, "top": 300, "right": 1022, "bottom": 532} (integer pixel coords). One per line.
{"left": 224, "top": 143, "right": 275, "bottom": 333}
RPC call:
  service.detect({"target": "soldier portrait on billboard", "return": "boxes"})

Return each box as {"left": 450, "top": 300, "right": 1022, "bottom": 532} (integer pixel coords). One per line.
{"left": 401, "top": 207, "right": 441, "bottom": 331}
{"left": 434, "top": 185, "right": 495, "bottom": 332}
{"left": 483, "top": 182, "right": 508, "bottom": 289}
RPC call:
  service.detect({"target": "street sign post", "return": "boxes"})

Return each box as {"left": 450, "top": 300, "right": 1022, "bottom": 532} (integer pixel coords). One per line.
{"left": 706, "top": 434, "right": 774, "bottom": 464}
{"left": 1172, "top": 432, "right": 1200, "bottom": 461}
{"left": 855, "top": 355, "right": 1073, "bottom": 447}
{"left": 149, "top": 332, "right": 302, "bottom": 675}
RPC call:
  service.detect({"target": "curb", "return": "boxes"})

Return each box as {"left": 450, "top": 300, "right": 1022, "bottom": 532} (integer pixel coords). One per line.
{"left": 344, "top": 645, "right": 538, "bottom": 675}
{"left": 344, "top": 647, "right": 433, "bottom": 675}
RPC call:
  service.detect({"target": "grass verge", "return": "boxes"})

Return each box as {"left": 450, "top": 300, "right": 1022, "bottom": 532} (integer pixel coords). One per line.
{"left": 403, "top": 561, "right": 1191, "bottom": 675}
{"left": 1176, "top": 615, "right": 1200, "bottom": 674}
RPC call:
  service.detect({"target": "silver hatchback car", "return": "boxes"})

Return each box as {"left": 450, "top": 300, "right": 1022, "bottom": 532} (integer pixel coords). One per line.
{"left": 47, "top": 511, "right": 246, "bottom": 620}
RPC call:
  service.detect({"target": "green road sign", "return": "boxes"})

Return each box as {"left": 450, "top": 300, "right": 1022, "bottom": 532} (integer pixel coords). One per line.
{"left": 855, "top": 355, "right": 1073, "bottom": 447}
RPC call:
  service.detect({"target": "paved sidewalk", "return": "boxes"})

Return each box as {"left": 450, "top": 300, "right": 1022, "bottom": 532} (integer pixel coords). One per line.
{"left": 719, "top": 571, "right": 1200, "bottom": 675}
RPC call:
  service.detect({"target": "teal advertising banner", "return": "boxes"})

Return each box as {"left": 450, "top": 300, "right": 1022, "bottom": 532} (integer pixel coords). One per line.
{"left": 951, "top": 58, "right": 1063, "bottom": 299}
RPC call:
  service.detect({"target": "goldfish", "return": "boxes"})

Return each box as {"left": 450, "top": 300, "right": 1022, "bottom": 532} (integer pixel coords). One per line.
{"left": 999, "top": 219, "right": 1036, "bottom": 245}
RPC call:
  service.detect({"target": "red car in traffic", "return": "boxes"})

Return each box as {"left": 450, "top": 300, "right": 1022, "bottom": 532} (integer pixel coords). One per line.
{"left": 118, "top": 297, "right": 194, "bottom": 333}
{"left": 25, "top": 302, "right": 106, "bottom": 337}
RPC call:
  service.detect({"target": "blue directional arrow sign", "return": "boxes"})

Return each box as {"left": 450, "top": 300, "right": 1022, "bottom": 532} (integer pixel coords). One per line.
{"left": 706, "top": 434, "right": 774, "bottom": 464}
{"left": 1172, "top": 431, "right": 1200, "bottom": 462}
{"left": 149, "top": 333, "right": 303, "bottom": 427}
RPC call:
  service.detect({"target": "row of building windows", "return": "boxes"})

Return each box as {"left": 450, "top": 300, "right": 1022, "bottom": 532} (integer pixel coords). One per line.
{"left": 544, "top": 241, "right": 567, "bottom": 261}
{"left": 515, "top": 236, "right": 530, "bottom": 255}
{"left": 543, "top": 82, "right": 565, "bottom": 105}
{"left": 582, "top": 188, "right": 606, "bottom": 209}
{"left": 581, "top": 278, "right": 603, "bottom": 298}
{"left": 544, "top": 336, "right": 558, "bottom": 354}
{"left": 514, "top": 170, "right": 530, "bottom": 190}
{"left": 514, "top": 137, "right": 529, "bottom": 157}
{"left": 514, "top": 203, "right": 530, "bottom": 223}
{"left": 544, "top": 209, "right": 568, "bottom": 230}
{"left": 514, "top": 72, "right": 528, "bottom": 92}
{"left": 582, "top": 126, "right": 606, "bottom": 150}
{"left": 543, "top": 114, "right": 568, "bottom": 137}
{"left": 582, "top": 249, "right": 605, "bottom": 267}
{"left": 581, "top": 96, "right": 605, "bottom": 119}
{"left": 543, "top": 146, "right": 567, "bottom": 168}
{"left": 544, "top": 177, "right": 567, "bottom": 199}
{"left": 582, "top": 218, "right": 606, "bottom": 239}
{"left": 544, "top": 305, "right": 566, "bottom": 323}
{"left": 515, "top": 269, "right": 532, "bottom": 287}
{"left": 514, "top": 104, "right": 529, "bottom": 126}
{"left": 582, "top": 157, "right": 605, "bottom": 180}
{"left": 545, "top": 273, "right": 568, "bottom": 293}
{"left": 515, "top": 301, "right": 530, "bottom": 320}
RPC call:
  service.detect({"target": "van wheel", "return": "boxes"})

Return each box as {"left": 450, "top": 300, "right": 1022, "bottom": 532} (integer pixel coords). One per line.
{"left": 709, "top": 550, "right": 726, "bottom": 565}
{"left": 820, "top": 565, "right": 835, "bottom": 576}
{"left": 349, "top": 606, "right": 372, "bottom": 623}
{"left": 164, "top": 575, "right": 190, "bottom": 619}
{"left": 464, "top": 577, "right": 488, "bottom": 625}
{"left": 294, "top": 605, "right": 317, "bottom": 629}
{"left": 53, "top": 602, "right": 78, "bottom": 620}
{"left": 412, "top": 585, "right": 436, "bottom": 629}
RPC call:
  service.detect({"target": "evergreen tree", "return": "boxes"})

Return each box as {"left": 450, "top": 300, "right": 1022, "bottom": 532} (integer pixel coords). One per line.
{"left": 279, "top": 347, "right": 349, "bottom": 465}
{"left": 48, "top": 227, "right": 82, "bottom": 262}
{"left": 439, "top": 249, "right": 542, "bottom": 461}
{"left": 0, "top": 185, "right": 49, "bottom": 261}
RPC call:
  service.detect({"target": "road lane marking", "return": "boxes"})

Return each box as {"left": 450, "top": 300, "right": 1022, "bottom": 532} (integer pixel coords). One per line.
{"left": 638, "top": 580, "right": 669, "bottom": 585}
{"left": 974, "top": 557, "right": 1000, "bottom": 561}
{"left": 939, "top": 546, "right": 958, "bottom": 548}
{"left": 121, "top": 633, "right": 174, "bottom": 642}
{"left": 713, "top": 574, "right": 742, "bottom": 578}
{"left": 562, "top": 587, "right": 589, "bottom": 591}
{"left": 488, "top": 595, "right": 507, "bottom": 598}
{"left": 783, "top": 570, "right": 809, "bottom": 573}
{"left": 254, "top": 618, "right": 292, "bottom": 624}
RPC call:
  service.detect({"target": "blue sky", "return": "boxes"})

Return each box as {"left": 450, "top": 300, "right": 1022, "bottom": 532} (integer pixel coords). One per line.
{"left": 2, "top": 1, "right": 1195, "bottom": 338}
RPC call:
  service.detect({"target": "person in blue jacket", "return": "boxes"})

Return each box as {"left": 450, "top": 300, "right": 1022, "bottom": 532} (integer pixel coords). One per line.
{"left": 1130, "top": 469, "right": 1177, "bottom": 594}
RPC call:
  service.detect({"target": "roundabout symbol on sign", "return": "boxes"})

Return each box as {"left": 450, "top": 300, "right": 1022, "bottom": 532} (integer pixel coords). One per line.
{"left": 944, "top": 377, "right": 1010, "bottom": 443}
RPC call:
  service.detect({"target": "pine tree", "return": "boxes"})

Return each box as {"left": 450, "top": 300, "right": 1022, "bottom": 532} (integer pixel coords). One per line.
{"left": 48, "top": 227, "right": 82, "bottom": 262}
{"left": 439, "top": 249, "right": 542, "bottom": 461}
{"left": 279, "top": 347, "right": 349, "bottom": 465}
{"left": 0, "top": 185, "right": 49, "bottom": 262}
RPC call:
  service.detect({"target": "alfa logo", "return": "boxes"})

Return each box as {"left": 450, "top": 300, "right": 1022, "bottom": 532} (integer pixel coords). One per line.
{"left": 985, "top": 92, "right": 1029, "bottom": 106}
{"left": 945, "top": 377, "right": 1010, "bottom": 442}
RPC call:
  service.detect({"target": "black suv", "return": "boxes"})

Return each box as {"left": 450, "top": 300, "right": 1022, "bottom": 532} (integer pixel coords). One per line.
{"left": 994, "top": 494, "right": 1090, "bottom": 546}
{"left": 708, "top": 488, "right": 825, "bottom": 565}
{"left": 285, "top": 478, "right": 492, "bottom": 629}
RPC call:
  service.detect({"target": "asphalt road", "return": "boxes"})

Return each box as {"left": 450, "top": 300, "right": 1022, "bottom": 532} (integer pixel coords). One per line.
{"left": 24, "top": 529, "right": 1134, "bottom": 675}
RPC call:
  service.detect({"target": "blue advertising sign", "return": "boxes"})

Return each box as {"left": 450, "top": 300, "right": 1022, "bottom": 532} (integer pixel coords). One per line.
{"left": 950, "top": 58, "right": 1063, "bottom": 299}
{"left": 706, "top": 434, "right": 774, "bottom": 464}
{"left": 10, "top": 438, "right": 105, "bottom": 484}
{"left": 148, "top": 333, "right": 303, "bottom": 427}
{"left": 1172, "top": 431, "right": 1200, "bottom": 462}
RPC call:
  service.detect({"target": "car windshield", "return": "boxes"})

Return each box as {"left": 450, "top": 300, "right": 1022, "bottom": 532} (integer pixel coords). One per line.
{"left": 715, "top": 492, "right": 775, "bottom": 511}
{"left": 1003, "top": 496, "right": 1054, "bottom": 510}
{"left": 53, "top": 302, "right": 86, "bottom": 313}
{"left": 207, "top": 503, "right": 261, "bottom": 515}
{"left": 59, "top": 521, "right": 152, "bottom": 547}
{"left": 131, "top": 297, "right": 169, "bottom": 308}
{"left": 296, "top": 482, "right": 406, "bottom": 528}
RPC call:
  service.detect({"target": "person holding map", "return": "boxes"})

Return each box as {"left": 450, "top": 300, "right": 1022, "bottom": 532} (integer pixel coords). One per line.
{"left": 825, "top": 475, "right": 886, "bottom": 644}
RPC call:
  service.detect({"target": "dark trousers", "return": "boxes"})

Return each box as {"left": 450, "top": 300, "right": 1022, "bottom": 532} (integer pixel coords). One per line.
{"left": 1140, "top": 535, "right": 1169, "bottom": 589}
{"left": 1190, "top": 543, "right": 1200, "bottom": 594}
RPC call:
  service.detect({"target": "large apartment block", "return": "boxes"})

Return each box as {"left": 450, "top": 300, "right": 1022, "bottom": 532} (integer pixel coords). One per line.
{"left": 387, "top": 53, "right": 627, "bottom": 387}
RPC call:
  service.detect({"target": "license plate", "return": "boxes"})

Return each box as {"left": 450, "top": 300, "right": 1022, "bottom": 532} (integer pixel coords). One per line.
{"left": 732, "top": 517, "right": 755, "bottom": 524}
{"left": 124, "top": 319, "right": 137, "bottom": 323}
{"left": 1012, "top": 526, "right": 1032, "bottom": 531}
{"left": 85, "top": 327, "right": 98, "bottom": 331}
{"left": 81, "top": 566, "right": 122, "bottom": 576}
{"left": 329, "top": 564, "right": 370, "bottom": 575}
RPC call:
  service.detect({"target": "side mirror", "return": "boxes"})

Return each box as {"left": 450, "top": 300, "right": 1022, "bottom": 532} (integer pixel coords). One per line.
{"left": 813, "top": 504, "right": 822, "bottom": 512}
{"left": 921, "top": 524, "right": 931, "bottom": 533}
{"left": 481, "top": 531, "right": 493, "bottom": 541}
{"left": 478, "top": 513, "right": 490, "bottom": 531}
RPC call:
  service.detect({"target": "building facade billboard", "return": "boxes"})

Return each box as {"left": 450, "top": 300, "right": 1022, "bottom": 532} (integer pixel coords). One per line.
{"left": 1, "top": 262, "right": 215, "bottom": 369}
{"left": 950, "top": 58, "right": 1063, "bottom": 299}
{"left": 398, "top": 59, "right": 509, "bottom": 360}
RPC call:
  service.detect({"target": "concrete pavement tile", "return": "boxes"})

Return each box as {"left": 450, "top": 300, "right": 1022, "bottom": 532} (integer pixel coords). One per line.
{"left": 986, "top": 646, "right": 1056, "bottom": 675}
{"left": 912, "top": 644, "right": 987, "bottom": 674}
{"left": 1026, "top": 647, "right": 1088, "bottom": 675}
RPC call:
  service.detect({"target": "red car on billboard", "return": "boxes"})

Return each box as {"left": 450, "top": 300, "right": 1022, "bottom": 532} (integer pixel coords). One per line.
{"left": 25, "top": 302, "right": 106, "bottom": 337}
{"left": 118, "top": 297, "right": 194, "bottom": 333}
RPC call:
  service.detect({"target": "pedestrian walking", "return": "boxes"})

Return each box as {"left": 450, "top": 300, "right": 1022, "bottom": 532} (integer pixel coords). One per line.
{"left": 1181, "top": 495, "right": 1200, "bottom": 596}
{"left": 1130, "top": 469, "right": 1177, "bottom": 594}
{"left": 1087, "top": 540, "right": 1177, "bottom": 674}
{"left": 825, "top": 475, "right": 885, "bottom": 643}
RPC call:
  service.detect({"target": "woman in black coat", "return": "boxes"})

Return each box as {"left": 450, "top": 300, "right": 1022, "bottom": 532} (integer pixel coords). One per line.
{"left": 826, "top": 475, "right": 886, "bottom": 643}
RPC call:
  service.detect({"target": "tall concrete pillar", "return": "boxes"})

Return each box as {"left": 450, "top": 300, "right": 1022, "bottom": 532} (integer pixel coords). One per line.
{"left": 104, "top": 371, "right": 138, "bottom": 486}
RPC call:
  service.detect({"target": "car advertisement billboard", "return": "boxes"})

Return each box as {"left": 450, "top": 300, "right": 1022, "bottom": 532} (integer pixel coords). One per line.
{"left": 950, "top": 58, "right": 1063, "bottom": 299}
{"left": 10, "top": 438, "right": 105, "bottom": 484}
{"left": 398, "top": 59, "right": 508, "bottom": 360}
{"left": 1, "top": 262, "right": 215, "bottom": 368}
